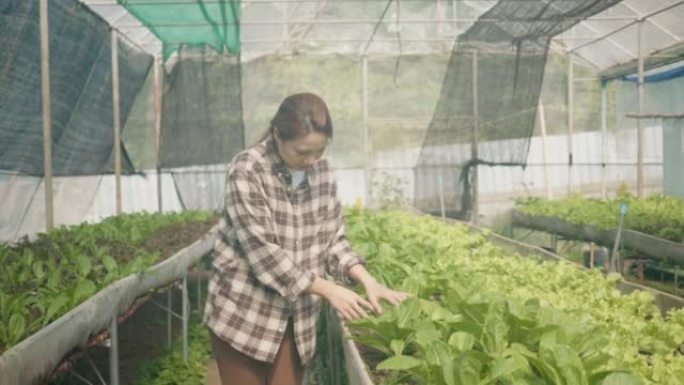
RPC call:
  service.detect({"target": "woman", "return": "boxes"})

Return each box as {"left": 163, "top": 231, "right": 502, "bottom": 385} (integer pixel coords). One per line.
{"left": 204, "top": 93, "right": 408, "bottom": 385}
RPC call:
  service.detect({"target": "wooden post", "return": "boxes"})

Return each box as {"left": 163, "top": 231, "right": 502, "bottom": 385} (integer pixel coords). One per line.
{"left": 636, "top": 20, "right": 645, "bottom": 197}
{"left": 153, "top": 55, "right": 163, "bottom": 213}
{"left": 567, "top": 55, "right": 574, "bottom": 196}
{"left": 111, "top": 30, "right": 122, "bottom": 215}
{"left": 362, "top": 55, "right": 372, "bottom": 206}
{"left": 538, "top": 98, "right": 552, "bottom": 199}
{"left": 39, "top": 0, "right": 54, "bottom": 231}
{"left": 471, "top": 50, "right": 479, "bottom": 224}
{"left": 600, "top": 80, "right": 608, "bottom": 197}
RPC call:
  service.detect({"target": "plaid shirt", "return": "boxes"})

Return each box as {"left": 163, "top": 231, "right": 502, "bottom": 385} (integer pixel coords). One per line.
{"left": 204, "top": 134, "right": 363, "bottom": 364}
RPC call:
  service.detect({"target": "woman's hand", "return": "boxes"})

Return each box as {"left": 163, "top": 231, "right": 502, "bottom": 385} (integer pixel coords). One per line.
{"left": 363, "top": 280, "right": 410, "bottom": 314}
{"left": 309, "top": 277, "right": 374, "bottom": 321}
{"left": 348, "top": 264, "right": 410, "bottom": 314}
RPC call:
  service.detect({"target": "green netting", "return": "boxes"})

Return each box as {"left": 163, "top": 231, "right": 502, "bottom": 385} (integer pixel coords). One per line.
{"left": 159, "top": 47, "right": 244, "bottom": 169}
{"left": 0, "top": 0, "right": 152, "bottom": 176}
{"left": 118, "top": 0, "right": 240, "bottom": 60}
{"left": 415, "top": 0, "right": 622, "bottom": 217}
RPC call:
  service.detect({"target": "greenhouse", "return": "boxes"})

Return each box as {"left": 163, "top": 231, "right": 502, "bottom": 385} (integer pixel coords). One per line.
{"left": 1, "top": 0, "right": 684, "bottom": 384}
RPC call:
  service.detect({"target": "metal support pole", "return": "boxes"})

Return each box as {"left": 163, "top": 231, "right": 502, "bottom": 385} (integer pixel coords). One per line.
{"left": 111, "top": 30, "right": 122, "bottom": 215}
{"left": 610, "top": 203, "right": 627, "bottom": 273}
{"left": 600, "top": 80, "right": 608, "bottom": 198}
{"left": 567, "top": 55, "right": 574, "bottom": 196}
{"left": 538, "top": 98, "right": 552, "bottom": 199}
{"left": 451, "top": 0, "right": 458, "bottom": 34}
{"left": 167, "top": 289, "right": 172, "bottom": 348}
{"left": 153, "top": 55, "right": 163, "bottom": 213}
{"left": 636, "top": 20, "right": 645, "bottom": 197}
{"left": 109, "top": 317, "right": 119, "bottom": 385}
{"left": 471, "top": 50, "right": 479, "bottom": 224}
{"left": 182, "top": 275, "right": 189, "bottom": 361}
{"left": 282, "top": 1, "right": 289, "bottom": 52}
{"left": 197, "top": 270, "right": 202, "bottom": 310}
{"left": 438, "top": 175, "right": 446, "bottom": 219}
{"left": 39, "top": 0, "right": 54, "bottom": 231}
{"left": 675, "top": 271, "right": 679, "bottom": 294}
{"left": 362, "top": 55, "right": 372, "bottom": 206}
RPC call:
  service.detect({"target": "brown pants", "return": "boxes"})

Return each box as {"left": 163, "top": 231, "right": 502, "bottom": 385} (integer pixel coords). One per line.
{"left": 209, "top": 320, "right": 305, "bottom": 385}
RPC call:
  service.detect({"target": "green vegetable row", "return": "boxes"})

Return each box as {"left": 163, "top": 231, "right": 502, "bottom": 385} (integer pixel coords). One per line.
{"left": 345, "top": 208, "right": 684, "bottom": 385}
{"left": 515, "top": 191, "right": 684, "bottom": 243}
{"left": 0, "top": 211, "right": 216, "bottom": 353}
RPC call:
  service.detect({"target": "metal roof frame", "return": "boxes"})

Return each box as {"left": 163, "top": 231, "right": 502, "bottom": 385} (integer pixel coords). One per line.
{"left": 78, "top": 0, "right": 684, "bottom": 75}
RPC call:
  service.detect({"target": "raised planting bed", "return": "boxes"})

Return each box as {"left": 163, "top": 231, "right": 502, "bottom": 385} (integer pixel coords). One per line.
{"left": 341, "top": 209, "right": 684, "bottom": 385}
{"left": 510, "top": 210, "right": 684, "bottom": 266}
{"left": 0, "top": 211, "right": 218, "bottom": 385}
{"left": 515, "top": 194, "right": 684, "bottom": 243}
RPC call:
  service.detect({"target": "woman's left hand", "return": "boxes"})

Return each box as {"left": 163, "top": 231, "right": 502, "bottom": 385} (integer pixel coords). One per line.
{"left": 363, "top": 280, "right": 410, "bottom": 314}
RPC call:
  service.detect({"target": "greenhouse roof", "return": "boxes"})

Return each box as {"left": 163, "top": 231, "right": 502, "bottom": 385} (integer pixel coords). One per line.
{"left": 77, "top": 0, "right": 684, "bottom": 76}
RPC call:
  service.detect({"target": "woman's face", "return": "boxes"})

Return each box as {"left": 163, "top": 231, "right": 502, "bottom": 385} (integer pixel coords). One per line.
{"left": 275, "top": 130, "right": 328, "bottom": 170}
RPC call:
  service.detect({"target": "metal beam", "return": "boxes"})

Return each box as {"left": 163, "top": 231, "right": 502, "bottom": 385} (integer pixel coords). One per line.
{"left": 570, "top": 0, "right": 684, "bottom": 53}
{"left": 627, "top": 113, "right": 684, "bottom": 119}
{"left": 108, "top": 7, "right": 129, "bottom": 27}
{"left": 113, "top": 17, "right": 635, "bottom": 28}
{"left": 570, "top": 19, "right": 637, "bottom": 59}
{"left": 621, "top": 1, "right": 681, "bottom": 42}
{"left": 80, "top": 0, "right": 649, "bottom": 5}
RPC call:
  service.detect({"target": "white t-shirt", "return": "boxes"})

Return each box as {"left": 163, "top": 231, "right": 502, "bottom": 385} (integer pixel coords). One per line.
{"left": 288, "top": 167, "right": 306, "bottom": 189}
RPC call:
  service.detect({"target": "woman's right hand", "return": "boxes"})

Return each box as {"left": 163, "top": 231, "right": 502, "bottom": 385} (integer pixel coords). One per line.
{"left": 309, "top": 277, "right": 374, "bottom": 321}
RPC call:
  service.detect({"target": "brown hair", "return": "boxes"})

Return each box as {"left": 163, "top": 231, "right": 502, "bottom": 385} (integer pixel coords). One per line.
{"left": 262, "top": 93, "right": 333, "bottom": 142}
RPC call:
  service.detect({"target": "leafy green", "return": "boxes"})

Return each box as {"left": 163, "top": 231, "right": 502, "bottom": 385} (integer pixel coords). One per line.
{"left": 344, "top": 208, "right": 684, "bottom": 385}
{"left": 515, "top": 191, "right": 684, "bottom": 243}
{"left": 0, "top": 210, "right": 216, "bottom": 352}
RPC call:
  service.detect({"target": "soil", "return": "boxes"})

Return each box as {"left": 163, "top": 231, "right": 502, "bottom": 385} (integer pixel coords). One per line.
{"left": 141, "top": 218, "right": 217, "bottom": 264}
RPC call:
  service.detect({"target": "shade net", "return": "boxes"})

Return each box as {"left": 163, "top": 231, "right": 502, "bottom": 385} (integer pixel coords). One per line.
{"left": 0, "top": 0, "right": 152, "bottom": 176}
{"left": 159, "top": 48, "right": 244, "bottom": 169}
{"left": 117, "top": 0, "right": 240, "bottom": 60}
{"left": 415, "top": 0, "right": 621, "bottom": 217}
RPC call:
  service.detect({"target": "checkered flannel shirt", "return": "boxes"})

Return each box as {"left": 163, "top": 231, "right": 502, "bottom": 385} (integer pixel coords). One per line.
{"left": 204, "top": 134, "right": 363, "bottom": 364}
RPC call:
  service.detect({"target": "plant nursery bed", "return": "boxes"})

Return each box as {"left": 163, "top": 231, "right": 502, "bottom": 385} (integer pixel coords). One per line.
{"left": 0, "top": 212, "right": 219, "bottom": 385}
{"left": 511, "top": 210, "right": 684, "bottom": 265}
{"left": 339, "top": 208, "right": 684, "bottom": 385}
